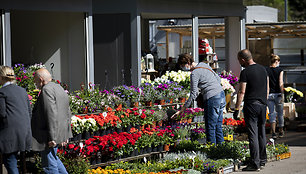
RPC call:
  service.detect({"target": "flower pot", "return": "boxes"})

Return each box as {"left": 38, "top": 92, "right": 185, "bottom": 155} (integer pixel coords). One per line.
{"left": 152, "top": 146, "right": 158, "bottom": 152}
{"left": 90, "top": 156, "right": 97, "bottom": 165}
{"left": 164, "top": 144, "right": 170, "bottom": 151}
{"left": 156, "top": 99, "right": 165, "bottom": 105}
{"left": 100, "top": 129, "right": 106, "bottom": 136}
{"left": 157, "top": 120, "right": 163, "bottom": 127}
{"left": 83, "top": 106, "right": 88, "bottom": 114}
{"left": 158, "top": 144, "right": 164, "bottom": 152}
{"left": 146, "top": 146, "right": 152, "bottom": 153}
{"left": 115, "top": 104, "right": 122, "bottom": 109}
{"left": 116, "top": 127, "right": 122, "bottom": 133}
{"left": 96, "top": 152, "right": 102, "bottom": 164}
{"left": 130, "top": 149, "right": 137, "bottom": 157}
{"left": 130, "top": 102, "right": 139, "bottom": 108}
{"left": 151, "top": 121, "right": 156, "bottom": 128}
{"left": 178, "top": 98, "right": 186, "bottom": 103}
{"left": 140, "top": 148, "right": 144, "bottom": 154}
{"left": 135, "top": 124, "right": 140, "bottom": 130}
{"left": 82, "top": 131, "right": 90, "bottom": 140}
{"left": 145, "top": 101, "right": 152, "bottom": 106}
{"left": 125, "top": 125, "right": 132, "bottom": 132}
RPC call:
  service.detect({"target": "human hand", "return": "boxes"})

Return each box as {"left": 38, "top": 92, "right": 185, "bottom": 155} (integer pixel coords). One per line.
{"left": 60, "top": 139, "right": 69, "bottom": 147}
{"left": 233, "top": 109, "right": 239, "bottom": 120}
{"left": 48, "top": 141, "right": 56, "bottom": 148}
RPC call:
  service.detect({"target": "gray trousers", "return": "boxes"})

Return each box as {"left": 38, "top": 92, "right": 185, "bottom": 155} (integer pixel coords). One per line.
{"left": 244, "top": 100, "right": 267, "bottom": 168}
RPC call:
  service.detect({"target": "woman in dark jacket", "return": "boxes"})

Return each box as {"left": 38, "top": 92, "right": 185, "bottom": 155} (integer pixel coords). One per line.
{"left": 0, "top": 66, "right": 32, "bottom": 174}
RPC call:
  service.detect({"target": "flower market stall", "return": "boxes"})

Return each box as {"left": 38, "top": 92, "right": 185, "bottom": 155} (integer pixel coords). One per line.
{"left": 10, "top": 63, "right": 293, "bottom": 174}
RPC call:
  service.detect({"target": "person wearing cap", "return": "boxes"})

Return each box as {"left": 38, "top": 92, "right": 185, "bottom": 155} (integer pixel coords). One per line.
{"left": 0, "top": 66, "right": 32, "bottom": 174}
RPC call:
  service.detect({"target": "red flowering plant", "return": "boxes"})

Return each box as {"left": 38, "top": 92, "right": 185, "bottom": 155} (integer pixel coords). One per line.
{"left": 59, "top": 142, "right": 83, "bottom": 159}
{"left": 223, "top": 118, "right": 246, "bottom": 133}
{"left": 127, "top": 107, "right": 144, "bottom": 127}
{"left": 114, "top": 107, "right": 131, "bottom": 129}
{"left": 136, "top": 128, "right": 154, "bottom": 149}
{"left": 157, "top": 126, "right": 177, "bottom": 145}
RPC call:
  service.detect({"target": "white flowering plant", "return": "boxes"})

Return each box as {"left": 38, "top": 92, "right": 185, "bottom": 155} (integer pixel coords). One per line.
{"left": 81, "top": 118, "right": 99, "bottom": 133}
{"left": 71, "top": 116, "right": 83, "bottom": 135}
{"left": 220, "top": 78, "right": 235, "bottom": 95}
{"left": 161, "top": 70, "right": 191, "bottom": 89}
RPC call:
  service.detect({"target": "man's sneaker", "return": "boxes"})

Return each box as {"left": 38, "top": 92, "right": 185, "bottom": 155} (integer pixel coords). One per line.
{"left": 260, "top": 163, "right": 265, "bottom": 169}
{"left": 242, "top": 165, "right": 260, "bottom": 172}
{"left": 272, "top": 133, "right": 277, "bottom": 139}
{"left": 279, "top": 131, "right": 284, "bottom": 138}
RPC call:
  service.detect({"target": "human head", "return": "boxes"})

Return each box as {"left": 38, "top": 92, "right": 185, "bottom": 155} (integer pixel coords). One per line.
{"left": 177, "top": 53, "right": 194, "bottom": 71}
{"left": 34, "top": 68, "right": 52, "bottom": 89}
{"left": 270, "top": 54, "right": 280, "bottom": 66}
{"left": 237, "top": 49, "right": 253, "bottom": 67}
{"left": 0, "top": 66, "right": 16, "bottom": 85}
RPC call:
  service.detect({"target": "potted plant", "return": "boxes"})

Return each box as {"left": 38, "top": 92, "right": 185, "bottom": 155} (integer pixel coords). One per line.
{"left": 140, "top": 83, "right": 156, "bottom": 106}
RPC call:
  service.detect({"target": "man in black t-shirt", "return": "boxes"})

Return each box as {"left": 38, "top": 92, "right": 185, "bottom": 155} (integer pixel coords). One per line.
{"left": 234, "top": 49, "right": 269, "bottom": 171}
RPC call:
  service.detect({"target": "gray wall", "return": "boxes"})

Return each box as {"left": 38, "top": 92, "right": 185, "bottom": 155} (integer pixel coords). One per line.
{"left": 10, "top": 10, "right": 86, "bottom": 91}
{"left": 0, "top": 0, "right": 91, "bottom": 12}
{"left": 246, "top": 6, "right": 278, "bottom": 23}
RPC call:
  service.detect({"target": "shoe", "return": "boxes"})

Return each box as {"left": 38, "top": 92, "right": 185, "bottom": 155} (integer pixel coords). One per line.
{"left": 260, "top": 163, "right": 265, "bottom": 169}
{"left": 279, "top": 131, "right": 284, "bottom": 138}
{"left": 272, "top": 133, "right": 277, "bottom": 139}
{"left": 242, "top": 165, "right": 260, "bottom": 172}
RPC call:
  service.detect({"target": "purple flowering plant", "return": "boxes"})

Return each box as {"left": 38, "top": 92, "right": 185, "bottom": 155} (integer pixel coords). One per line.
{"left": 219, "top": 70, "right": 239, "bottom": 87}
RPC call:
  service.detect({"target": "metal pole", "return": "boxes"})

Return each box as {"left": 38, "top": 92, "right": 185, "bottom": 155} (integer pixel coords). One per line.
{"left": 192, "top": 16, "right": 199, "bottom": 63}
{"left": 285, "top": 0, "right": 288, "bottom": 21}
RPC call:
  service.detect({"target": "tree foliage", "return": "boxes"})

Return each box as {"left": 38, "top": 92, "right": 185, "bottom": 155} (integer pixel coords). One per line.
{"left": 288, "top": 0, "right": 306, "bottom": 21}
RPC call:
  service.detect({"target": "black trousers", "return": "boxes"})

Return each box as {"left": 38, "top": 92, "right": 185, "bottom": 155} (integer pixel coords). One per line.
{"left": 243, "top": 101, "right": 267, "bottom": 168}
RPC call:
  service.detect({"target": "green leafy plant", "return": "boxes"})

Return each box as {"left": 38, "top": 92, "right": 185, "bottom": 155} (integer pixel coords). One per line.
{"left": 58, "top": 153, "right": 91, "bottom": 174}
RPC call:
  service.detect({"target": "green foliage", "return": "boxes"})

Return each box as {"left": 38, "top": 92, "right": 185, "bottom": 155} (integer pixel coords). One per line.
{"left": 58, "top": 153, "right": 91, "bottom": 174}
{"left": 202, "top": 141, "right": 250, "bottom": 160}
{"left": 175, "top": 139, "right": 201, "bottom": 152}
{"left": 289, "top": 0, "right": 306, "bottom": 21}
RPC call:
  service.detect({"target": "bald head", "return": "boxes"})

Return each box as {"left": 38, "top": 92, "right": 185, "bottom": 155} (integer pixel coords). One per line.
{"left": 238, "top": 49, "right": 253, "bottom": 61}
{"left": 34, "top": 68, "right": 52, "bottom": 89}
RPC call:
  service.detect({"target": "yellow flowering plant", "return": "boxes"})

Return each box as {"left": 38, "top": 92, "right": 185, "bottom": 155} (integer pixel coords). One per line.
{"left": 284, "top": 87, "right": 304, "bottom": 103}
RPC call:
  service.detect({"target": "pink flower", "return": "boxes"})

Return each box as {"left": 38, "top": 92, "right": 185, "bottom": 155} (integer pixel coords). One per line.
{"left": 28, "top": 95, "right": 33, "bottom": 100}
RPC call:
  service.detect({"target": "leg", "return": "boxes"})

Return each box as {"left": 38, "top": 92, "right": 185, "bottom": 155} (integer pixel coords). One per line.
{"left": 275, "top": 94, "right": 284, "bottom": 131}
{"left": 267, "top": 95, "right": 276, "bottom": 135}
{"left": 216, "top": 91, "right": 226, "bottom": 144}
{"left": 258, "top": 104, "right": 267, "bottom": 165}
{"left": 244, "top": 103, "right": 260, "bottom": 169}
{"left": 41, "top": 146, "right": 68, "bottom": 174}
{"left": 3, "top": 152, "right": 19, "bottom": 174}
{"left": 203, "top": 97, "right": 217, "bottom": 144}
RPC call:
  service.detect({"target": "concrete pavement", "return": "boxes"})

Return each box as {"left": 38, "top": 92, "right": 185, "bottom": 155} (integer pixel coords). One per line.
{"left": 234, "top": 130, "right": 306, "bottom": 174}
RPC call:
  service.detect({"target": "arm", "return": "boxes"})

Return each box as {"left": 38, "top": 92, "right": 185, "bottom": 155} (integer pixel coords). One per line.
{"left": 279, "top": 71, "right": 284, "bottom": 93}
{"left": 172, "top": 72, "right": 199, "bottom": 118}
{"left": 235, "top": 82, "right": 246, "bottom": 110}
{"left": 279, "top": 71, "right": 284, "bottom": 102}
{"left": 42, "top": 87, "right": 58, "bottom": 144}
{"left": 0, "top": 94, "right": 8, "bottom": 129}
{"left": 267, "top": 76, "right": 270, "bottom": 99}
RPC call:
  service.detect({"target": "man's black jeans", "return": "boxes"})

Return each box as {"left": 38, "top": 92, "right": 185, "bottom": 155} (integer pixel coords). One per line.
{"left": 243, "top": 100, "right": 267, "bottom": 168}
